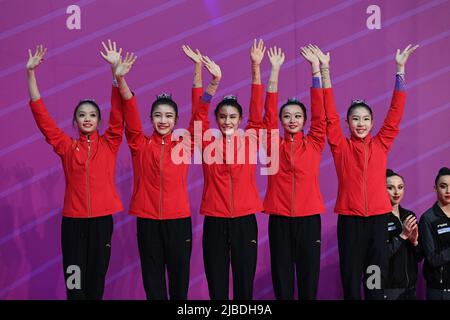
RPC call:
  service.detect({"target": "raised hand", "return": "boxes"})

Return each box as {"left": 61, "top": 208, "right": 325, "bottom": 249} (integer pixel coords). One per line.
{"left": 268, "top": 46, "right": 285, "bottom": 70}
{"left": 182, "top": 45, "right": 202, "bottom": 64}
{"left": 250, "top": 38, "right": 266, "bottom": 65}
{"left": 100, "top": 39, "right": 122, "bottom": 67}
{"left": 308, "top": 44, "right": 330, "bottom": 67}
{"left": 27, "top": 45, "right": 47, "bottom": 71}
{"left": 115, "top": 52, "right": 137, "bottom": 78}
{"left": 300, "top": 45, "right": 319, "bottom": 67}
{"left": 396, "top": 44, "right": 419, "bottom": 67}
{"left": 201, "top": 55, "right": 221, "bottom": 80}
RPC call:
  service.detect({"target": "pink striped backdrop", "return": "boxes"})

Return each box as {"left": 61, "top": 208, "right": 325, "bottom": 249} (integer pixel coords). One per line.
{"left": 0, "top": 0, "right": 449, "bottom": 299}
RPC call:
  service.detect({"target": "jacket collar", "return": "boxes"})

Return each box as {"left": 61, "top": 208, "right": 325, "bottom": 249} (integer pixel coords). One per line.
{"left": 350, "top": 132, "right": 373, "bottom": 143}
{"left": 151, "top": 131, "right": 171, "bottom": 144}
{"left": 433, "top": 202, "right": 450, "bottom": 219}
{"left": 79, "top": 130, "right": 99, "bottom": 142}
{"left": 283, "top": 130, "right": 304, "bottom": 143}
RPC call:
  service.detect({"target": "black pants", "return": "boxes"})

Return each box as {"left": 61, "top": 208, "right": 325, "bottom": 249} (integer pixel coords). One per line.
{"left": 137, "top": 217, "right": 192, "bottom": 300}
{"left": 61, "top": 215, "right": 113, "bottom": 300}
{"left": 268, "top": 214, "right": 321, "bottom": 300}
{"left": 337, "top": 214, "right": 389, "bottom": 300}
{"left": 426, "top": 288, "right": 450, "bottom": 300}
{"left": 202, "top": 214, "right": 258, "bottom": 300}
{"left": 384, "top": 287, "right": 416, "bottom": 300}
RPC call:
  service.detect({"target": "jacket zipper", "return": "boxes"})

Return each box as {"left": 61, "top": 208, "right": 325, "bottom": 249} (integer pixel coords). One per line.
{"left": 229, "top": 164, "right": 234, "bottom": 218}
{"left": 86, "top": 134, "right": 92, "bottom": 217}
{"left": 291, "top": 135, "right": 295, "bottom": 216}
{"left": 159, "top": 138, "right": 165, "bottom": 220}
{"left": 362, "top": 139, "right": 368, "bottom": 216}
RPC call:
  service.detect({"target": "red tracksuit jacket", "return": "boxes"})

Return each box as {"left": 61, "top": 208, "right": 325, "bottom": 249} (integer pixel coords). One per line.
{"left": 323, "top": 87, "right": 406, "bottom": 216}
{"left": 122, "top": 87, "right": 205, "bottom": 220}
{"left": 263, "top": 88, "right": 326, "bottom": 217}
{"left": 29, "top": 87, "right": 124, "bottom": 218}
{"left": 197, "top": 84, "right": 264, "bottom": 218}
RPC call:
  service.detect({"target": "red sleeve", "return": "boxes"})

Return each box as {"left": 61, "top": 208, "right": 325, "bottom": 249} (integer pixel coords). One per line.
{"left": 306, "top": 88, "right": 326, "bottom": 151}
{"left": 188, "top": 89, "right": 211, "bottom": 151}
{"left": 244, "top": 84, "right": 264, "bottom": 154}
{"left": 245, "top": 84, "right": 264, "bottom": 131}
{"left": 29, "top": 98, "right": 71, "bottom": 156}
{"left": 262, "top": 91, "right": 279, "bottom": 157}
{"left": 263, "top": 91, "right": 278, "bottom": 130}
{"left": 323, "top": 88, "right": 345, "bottom": 154}
{"left": 123, "top": 94, "right": 146, "bottom": 154}
{"left": 103, "top": 86, "right": 124, "bottom": 153}
{"left": 376, "top": 90, "right": 406, "bottom": 151}
{"left": 191, "top": 87, "right": 203, "bottom": 115}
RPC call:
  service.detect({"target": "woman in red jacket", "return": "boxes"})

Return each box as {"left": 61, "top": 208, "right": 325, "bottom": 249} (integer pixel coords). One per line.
{"left": 262, "top": 45, "right": 326, "bottom": 300}
{"left": 115, "top": 46, "right": 221, "bottom": 300}
{"left": 26, "top": 41, "right": 125, "bottom": 300}
{"left": 199, "top": 39, "right": 266, "bottom": 300}
{"left": 311, "top": 44, "right": 418, "bottom": 299}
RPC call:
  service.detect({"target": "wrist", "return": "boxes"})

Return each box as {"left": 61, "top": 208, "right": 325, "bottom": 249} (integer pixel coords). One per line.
{"left": 271, "top": 66, "right": 281, "bottom": 72}
{"left": 320, "top": 63, "right": 330, "bottom": 69}
{"left": 399, "top": 233, "right": 408, "bottom": 240}
{"left": 396, "top": 64, "right": 405, "bottom": 73}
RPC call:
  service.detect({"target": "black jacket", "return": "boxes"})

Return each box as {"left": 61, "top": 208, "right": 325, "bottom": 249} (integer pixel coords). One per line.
{"left": 386, "top": 206, "right": 423, "bottom": 289}
{"left": 419, "top": 202, "right": 450, "bottom": 289}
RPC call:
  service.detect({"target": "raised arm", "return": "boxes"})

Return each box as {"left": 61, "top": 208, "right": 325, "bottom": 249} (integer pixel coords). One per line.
{"left": 100, "top": 40, "right": 125, "bottom": 153}
{"left": 247, "top": 39, "right": 266, "bottom": 131}
{"left": 114, "top": 51, "right": 144, "bottom": 154}
{"left": 27, "top": 45, "right": 71, "bottom": 156}
{"left": 377, "top": 44, "right": 418, "bottom": 151}
{"left": 250, "top": 38, "right": 265, "bottom": 85}
{"left": 263, "top": 46, "right": 285, "bottom": 131}
{"left": 188, "top": 55, "right": 221, "bottom": 137}
{"left": 301, "top": 45, "right": 325, "bottom": 149}
{"left": 310, "top": 45, "right": 345, "bottom": 153}
{"left": 261, "top": 46, "right": 285, "bottom": 157}
{"left": 27, "top": 45, "right": 47, "bottom": 101}
{"left": 182, "top": 45, "right": 203, "bottom": 114}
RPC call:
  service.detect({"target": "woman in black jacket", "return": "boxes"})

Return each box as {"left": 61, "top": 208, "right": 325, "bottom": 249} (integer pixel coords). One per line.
{"left": 384, "top": 169, "right": 422, "bottom": 300}
{"left": 419, "top": 167, "right": 450, "bottom": 300}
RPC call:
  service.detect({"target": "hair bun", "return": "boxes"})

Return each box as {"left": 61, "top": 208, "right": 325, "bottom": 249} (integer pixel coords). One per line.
{"left": 386, "top": 169, "right": 395, "bottom": 176}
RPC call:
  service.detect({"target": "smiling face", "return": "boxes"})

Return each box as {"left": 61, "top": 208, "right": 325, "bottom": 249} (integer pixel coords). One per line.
{"left": 151, "top": 104, "right": 177, "bottom": 136}
{"left": 280, "top": 104, "right": 305, "bottom": 134}
{"left": 216, "top": 105, "right": 242, "bottom": 136}
{"left": 346, "top": 106, "right": 374, "bottom": 139}
{"left": 435, "top": 175, "right": 450, "bottom": 206}
{"left": 386, "top": 175, "right": 405, "bottom": 206}
{"left": 75, "top": 103, "right": 99, "bottom": 134}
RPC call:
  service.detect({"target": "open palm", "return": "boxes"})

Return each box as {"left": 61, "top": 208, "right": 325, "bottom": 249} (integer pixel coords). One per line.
{"left": 27, "top": 45, "right": 47, "bottom": 70}
{"left": 115, "top": 52, "right": 137, "bottom": 78}
{"left": 100, "top": 39, "right": 122, "bottom": 66}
